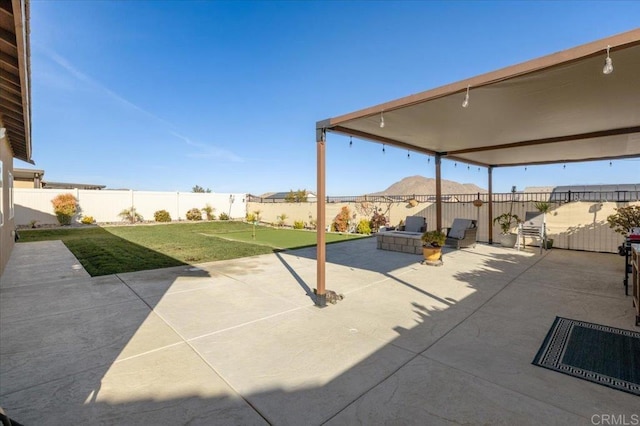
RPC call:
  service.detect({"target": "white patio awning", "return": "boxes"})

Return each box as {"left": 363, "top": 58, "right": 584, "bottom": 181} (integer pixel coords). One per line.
{"left": 317, "top": 28, "right": 640, "bottom": 168}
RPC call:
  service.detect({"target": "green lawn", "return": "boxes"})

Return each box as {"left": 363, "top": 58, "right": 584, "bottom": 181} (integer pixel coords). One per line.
{"left": 205, "top": 227, "right": 363, "bottom": 249}
{"left": 17, "top": 222, "right": 366, "bottom": 276}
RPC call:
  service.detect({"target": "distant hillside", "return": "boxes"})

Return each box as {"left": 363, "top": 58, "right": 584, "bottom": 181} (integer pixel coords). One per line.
{"left": 370, "top": 175, "right": 486, "bottom": 195}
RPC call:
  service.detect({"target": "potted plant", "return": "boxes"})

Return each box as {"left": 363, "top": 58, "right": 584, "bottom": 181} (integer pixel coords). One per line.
{"left": 493, "top": 212, "right": 521, "bottom": 247}
{"left": 421, "top": 230, "right": 446, "bottom": 263}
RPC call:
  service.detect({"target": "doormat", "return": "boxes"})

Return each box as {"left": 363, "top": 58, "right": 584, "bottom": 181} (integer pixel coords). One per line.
{"left": 532, "top": 316, "right": 640, "bottom": 396}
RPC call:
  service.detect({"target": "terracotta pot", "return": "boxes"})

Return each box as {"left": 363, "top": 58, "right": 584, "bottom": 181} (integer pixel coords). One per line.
{"left": 423, "top": 246, "right": 442, "bottom": 262}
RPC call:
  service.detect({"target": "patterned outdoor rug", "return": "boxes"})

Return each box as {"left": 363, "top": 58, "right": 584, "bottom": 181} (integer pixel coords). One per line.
{"left": 532, "top": 317, "right": 640, "bottom": 396}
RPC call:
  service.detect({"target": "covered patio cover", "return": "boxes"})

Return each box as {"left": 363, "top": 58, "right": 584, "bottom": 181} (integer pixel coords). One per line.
{"left": 313, "top": 28, "right": 640, "bottom": 305}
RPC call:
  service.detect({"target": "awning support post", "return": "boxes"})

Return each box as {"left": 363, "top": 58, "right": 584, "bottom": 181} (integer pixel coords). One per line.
{"left": 488, "top": 166, "right": 493, "bottom": 244}
{"left": 435, "top": 153, "right": 442, "bottom": 232}
{"left": 316, "top": 128, "right": 327, "bottom": 307}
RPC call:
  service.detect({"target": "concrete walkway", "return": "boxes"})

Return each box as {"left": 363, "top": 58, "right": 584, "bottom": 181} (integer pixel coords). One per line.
{"left": 0, "top": 238, "right": 637, "bottom": 425}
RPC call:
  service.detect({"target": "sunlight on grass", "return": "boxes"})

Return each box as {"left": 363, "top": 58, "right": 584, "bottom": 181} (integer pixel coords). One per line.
{"left": 203, "top": 227, "right": 366, "bottom": 249}
{"left": 17, "top": 222, "right": 367, "bottom": 276}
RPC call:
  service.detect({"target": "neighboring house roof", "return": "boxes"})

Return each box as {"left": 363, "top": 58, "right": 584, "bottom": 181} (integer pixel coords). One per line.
{"left": 13, "top": 167, "right": 43, "bottom": 179}
{"left": 42, "top": 181, "right": 106, "bottom": 190}
{"left": 0, "top": 0, "right": 32, "bottom": 163}
{"left": 550, "top": 184, "right": 640, "bottom": 192}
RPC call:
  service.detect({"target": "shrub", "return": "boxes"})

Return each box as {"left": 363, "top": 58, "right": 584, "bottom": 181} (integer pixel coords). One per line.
{"left": 119, "top": 206, "right": 143, "bottom": 223}
{"left": 81, "top": 216, "right": 95, "bottom": 225}
{"left": 154, "top": 210, "right": 172, "bottom": 222}
{"left": 202, "top": 204, "right": 215, "bottom": 220}
{"left": 186, "top": 208, "right": 202, "bottom": 221}
{"left": 51, "top": 193, "right": 78, "bottom": 225}
{"left": 219, "top": 212, "right": 230, "bottom": 221}
{"left": 607, "top": 205, "right": 640, "bottom": 235}
{"left": 309, "top": 219, "right": 317, "bottom": 230}
{"left": 332, "top": 206, "right": 351, "bottom": 232}
{"left": 277, "top": 213, "right": 288, "bottom": 227}
{"left": 293, "top": 220, "right": 305, "bottom": 229}
{"left": 370, "top": 211, "right": 387, "bottom": 231}
{"left": 357, "top": 219, "right": 371, "bottom": 235}
{"left": 247, "top": 213, "right": 256, "bottom": 222}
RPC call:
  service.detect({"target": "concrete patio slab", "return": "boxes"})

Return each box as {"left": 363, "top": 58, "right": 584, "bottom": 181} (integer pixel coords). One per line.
{"left": 0, "top": 299, "right": 182, "bottom": 395}
{"left": 141, "top": 277, "right": 301, "bottom": 340}
{"left": 190, "top": 307, "right": 415, "bottom": 425}
{"left": 1, "top": 239, "right": 638, "bottom": 425}
{"left": 0, "top": 240, "right": 89, "bottom": 287}
{"left": 0, "top": 274, "right": 138, "bottom": 323}
{"left": 424, "top": 310, "right": 639, "bottom": 421}
{"left": 1, "top": 343, "right": 267, "bottom": 425}
{"left": 326, "top": 356, "right": 587, "bottom": 425}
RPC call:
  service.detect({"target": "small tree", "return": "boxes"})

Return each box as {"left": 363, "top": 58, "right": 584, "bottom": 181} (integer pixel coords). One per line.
{"left": 332, "top": 206, "right": 351, "bottom": 232}
{"left": 371, "top": 211, "right": 387, "bottom": 232}
{"left": 192, "top": 185, "right": 211, "bottom": 193}
{"left": 51, "top": 193, "right": 78, "bottom": 225}
{"left": 119, "top": 206, "right": 143, "bottom": 223}
{"left": 277, "top": 213, "right": 288, "bottom": 227}
{"left": 202, "top": 204, "right": 215, "bottom": 220}
{"left": 285, "top": 189, "right": 308, "bottom": 203}
{"left": 607, "top": 205, "right": 640, "bottom": 235}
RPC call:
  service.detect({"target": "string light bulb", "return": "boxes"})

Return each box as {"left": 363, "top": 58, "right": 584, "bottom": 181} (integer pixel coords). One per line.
{"left": 349, "top": 136, "right": 353, "bottom": 148}
{"left": 382, "top": 144, "right": 386, "bottom": 154}
{"left": 462, "top": 85, "right": 470, "bottom": 108}
{"left": 603, "top": 45, "right": 613, "bottom": 75}
{"left": 379, "top": 111, "right": 385, "bottom": 128}
{"left": 407, "top": 150, "right": 410, "bottom": 159}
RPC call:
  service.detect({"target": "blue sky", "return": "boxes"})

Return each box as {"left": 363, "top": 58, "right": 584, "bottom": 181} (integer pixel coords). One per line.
{"left": 18, "top": 1, "right": 640, "bottom": 195}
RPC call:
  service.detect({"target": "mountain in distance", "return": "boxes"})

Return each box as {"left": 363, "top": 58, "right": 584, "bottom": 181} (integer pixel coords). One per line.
{"left": 370, "top": 175, "right": 487, "bottom": 195}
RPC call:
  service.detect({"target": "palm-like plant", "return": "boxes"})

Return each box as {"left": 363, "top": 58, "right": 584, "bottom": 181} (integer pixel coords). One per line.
{"left": 493, "top": 212, "right": 521, "bottom": 234}
{"left": 119, "top": 206, "right": 143, "bottom": 223}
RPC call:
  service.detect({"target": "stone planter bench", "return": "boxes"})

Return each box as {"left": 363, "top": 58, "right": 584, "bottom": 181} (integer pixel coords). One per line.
{"left": 376, "top": 231, "right": 423, "bottom": 255}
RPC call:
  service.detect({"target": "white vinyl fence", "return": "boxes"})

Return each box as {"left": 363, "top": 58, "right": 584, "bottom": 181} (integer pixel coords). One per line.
{"left": 15, "top": 189, "right": 247, "bottom": 225}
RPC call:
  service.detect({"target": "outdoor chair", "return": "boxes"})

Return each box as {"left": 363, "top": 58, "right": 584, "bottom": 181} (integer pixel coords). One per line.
{"left": 398, "top": 216, "right": 426, "bottom": 233}
{"left": 519, "top": 211, "right": 546, "bottom": 253}
{"left": 445, "top": 218, "right": 477, "bottom": 249}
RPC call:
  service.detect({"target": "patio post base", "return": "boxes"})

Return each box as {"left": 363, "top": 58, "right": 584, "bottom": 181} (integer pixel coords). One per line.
{"left": 315, "top": 294, "right": 327, "bottom": 308}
